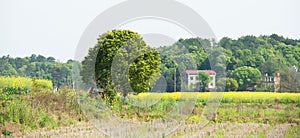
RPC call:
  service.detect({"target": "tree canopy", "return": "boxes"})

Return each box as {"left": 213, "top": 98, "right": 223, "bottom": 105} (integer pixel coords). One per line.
{"left": 158, "top": 34, "right": 300, "bottom": 91}
{"left": 80, "top": 30, "right": 161, "bottom": 102}
{"left": 217, "top": 78, "right": 238, "bottom": 91}
{"left": 230, "top": 66, "right": 262, "bottom": 90}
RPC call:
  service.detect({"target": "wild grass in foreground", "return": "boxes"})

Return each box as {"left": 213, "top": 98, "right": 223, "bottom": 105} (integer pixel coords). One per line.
{"left": 0, "top": 87, "right": 86, "bottom": 136}
{"left": 1, "top": 90, "right": 299, "bottom": 137}
{"left": 76, "top": 92, "right": 299, "bottom": 137}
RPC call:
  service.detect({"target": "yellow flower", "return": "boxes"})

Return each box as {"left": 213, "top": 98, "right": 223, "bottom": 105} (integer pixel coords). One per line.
{"left": 130, "top": 91, "right": 300, "bottom": 103}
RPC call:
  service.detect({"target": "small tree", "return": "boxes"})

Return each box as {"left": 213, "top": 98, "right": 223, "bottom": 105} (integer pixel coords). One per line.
{"left": 197, "top": 72, "right": 211, "bottom": 92}
{"left": 217, "top": 78, "right": 238, "bottom": 91}
{"left": 226, "top": 78, "right": 238, "bottom": 91}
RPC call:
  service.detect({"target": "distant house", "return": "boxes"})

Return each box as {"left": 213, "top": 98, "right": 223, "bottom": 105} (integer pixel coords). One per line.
{"left": 290, "top": 65, "right": 300, "bottom": 87}
{"left": 186, "top": 70, "right": 216, "bottom": 90}
{"left": 261, "top": 72, "right": 280, "bottom": 92}
{"left": 260, "top": 65, "right": 300, "bottom": 92}
{"left": 290, "top": 65, "right": 300, "bottom": 73}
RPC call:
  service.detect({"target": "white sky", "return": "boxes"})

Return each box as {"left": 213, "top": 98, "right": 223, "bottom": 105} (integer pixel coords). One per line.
{"left": 0, "top": 0, "right": 299, "bottom": 62}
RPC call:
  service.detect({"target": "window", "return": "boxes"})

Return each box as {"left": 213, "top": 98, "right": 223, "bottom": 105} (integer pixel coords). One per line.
{"left": 190, "top": 76, "right": 193, "bottom": 80}
{"left": 210, "top": 83, "right": 213, "bottom": 86}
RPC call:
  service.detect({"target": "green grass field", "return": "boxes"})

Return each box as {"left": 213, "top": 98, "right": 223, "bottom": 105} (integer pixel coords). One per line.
{"left": 1, "top": 86, "right": 299, "bottom": 137}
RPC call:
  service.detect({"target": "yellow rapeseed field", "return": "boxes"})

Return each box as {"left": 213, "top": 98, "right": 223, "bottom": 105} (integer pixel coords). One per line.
{"left": 130, "top": 92, "right": 300, "bottom": 103}
{"left": 0, "top": 76, "right": 53, "bottom": 93}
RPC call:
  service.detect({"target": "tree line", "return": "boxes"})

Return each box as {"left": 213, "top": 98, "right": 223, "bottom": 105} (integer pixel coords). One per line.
{"left": 0, "top": 54, "right": 76, "bottom": 89}
{"left": 1, "top": 32, "right": 300, "bottom": 93}
{"left": 158, "top": 34, "right": 300, "bottom": 92}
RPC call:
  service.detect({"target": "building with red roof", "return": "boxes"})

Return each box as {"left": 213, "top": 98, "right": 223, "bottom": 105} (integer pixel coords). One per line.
{"left": 186, "top": 70, "right": 216, "bottom": 90}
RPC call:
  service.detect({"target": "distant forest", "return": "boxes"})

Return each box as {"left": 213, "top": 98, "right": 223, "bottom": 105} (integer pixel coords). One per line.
{"left": 0, "top": 54, "right": 77, "bottom": 88}
{"left": 1, "top": 34, "right": 300, "bottom": 91}
{"left": 157, "top": 34, "right": 300, "bottom": 92}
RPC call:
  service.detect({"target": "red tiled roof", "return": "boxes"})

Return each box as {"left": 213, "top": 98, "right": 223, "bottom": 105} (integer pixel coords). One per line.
{"left": 186, "top": 70, "right": 216, "bottom": 75}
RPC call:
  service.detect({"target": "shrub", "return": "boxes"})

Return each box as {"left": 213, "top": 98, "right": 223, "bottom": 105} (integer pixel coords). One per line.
{"left": 2, "top": 129, "right": 12, "bottom": 136}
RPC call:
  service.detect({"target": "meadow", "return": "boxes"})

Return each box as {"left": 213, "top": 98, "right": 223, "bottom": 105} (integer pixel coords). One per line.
{"left": 0, "top": 76, "right": 299, "bottom": 137}
{"left": 79, "top": 91, "right": 300, "bottom": 137}
{"left": 0, "top": 76, "right": 85, "bottom": 137}
{"left": 111, "top": 92, "right": 300, "bottom": 124}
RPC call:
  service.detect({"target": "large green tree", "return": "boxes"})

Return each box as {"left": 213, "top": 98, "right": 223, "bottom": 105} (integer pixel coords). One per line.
{"left": 230, "top": 66, "right": 261, "bottom": 90}
{"left": 80, "top": 30, "right": 161, "bottom": 102}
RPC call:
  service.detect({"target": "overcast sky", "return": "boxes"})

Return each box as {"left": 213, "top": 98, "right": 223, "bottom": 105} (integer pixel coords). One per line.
{"left": 1, "top": 0, "right": 299, "bottom": 62}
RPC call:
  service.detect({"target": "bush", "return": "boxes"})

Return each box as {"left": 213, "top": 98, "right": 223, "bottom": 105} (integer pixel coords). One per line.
{"left": 2, "top": 129, "right": 12, "bottom": 136}
{"left": 217, "top": 78, "right": 239, "bottom": 91}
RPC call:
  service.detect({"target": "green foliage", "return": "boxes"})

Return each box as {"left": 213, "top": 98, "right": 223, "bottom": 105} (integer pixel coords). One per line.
{"left": 39, "top": 115, "right": 56, "bottom": 128}
{"left": 2, "top": 99, "right": 48, "bottom": 127}
{"left": 256, "top": 84, "right": 275, "bottom": 92}
{"left": 259, "top": 58, "right": 288, "bottom": 74}
{"left": 158, "top": 35, "right": 300, "bottom": 91}
{"left": 217, "top": 78, "right": 238, "bottom": 91}
{"left": 220, "top": 35, "right": 300, "bottom": 70}
{"left": 2, "top": 34, "right": 300, "bottom": 92}
{"left": 2, "top": 129, "right": 12, "bottom": 136}
{"left": 0, "top": 54, "right": 76, "bottom": 88}
{"left": 0, "top": 88, "right": 85, "bottom": 134}
{"left": 197, "top": 72, "right": 211, "bottom": 91}
{"left": 157, "top": 38, "right": 210, "bottom": 92}
{"left": 284, "top": 126, "right": 300, "bottom": 138}
{"left": 226, "top": 78, "right": 238, "bottom": 91}
{"left": 1, "top": 33, "right": 300, "bottom": 94}
{"left": 230, "top": 66, "right": 261, "bottom": 90}
{"left": 81, "top": 30, "right": 161, "bottom": 102}
{"left": 279, "top": 69, "right": 300, "bottom": 92}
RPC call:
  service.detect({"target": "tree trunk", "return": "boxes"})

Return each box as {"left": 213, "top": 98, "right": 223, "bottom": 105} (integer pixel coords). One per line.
{"left": 102, "top": 88, "right": 106, "bottom": 99}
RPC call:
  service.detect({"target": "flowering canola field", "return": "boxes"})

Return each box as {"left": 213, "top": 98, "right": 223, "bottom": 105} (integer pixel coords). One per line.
{"left": 132, "top": 92, "right": 300, "bottom": 104}
{"left": 0, "top": 76, "right": 52, "bottom": 94}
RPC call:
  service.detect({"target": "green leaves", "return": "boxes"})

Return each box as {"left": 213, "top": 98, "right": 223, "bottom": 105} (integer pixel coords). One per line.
{"left": 81, "top": 30, "right": 161, "bottom": 100}
{"left": 217, "top": 78, "right": 238, "bottom": 91}
{"left": 197, "top": 72, "right": 211, "bottom": 92}
{"left": 230, "top": 66, "right": 261, "bottom": 90}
